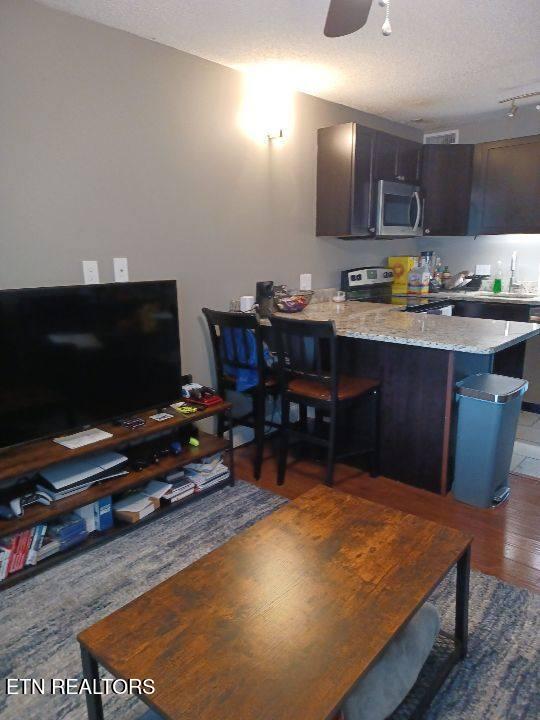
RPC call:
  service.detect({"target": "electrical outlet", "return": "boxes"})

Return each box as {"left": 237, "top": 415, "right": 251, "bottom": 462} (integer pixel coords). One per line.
{"left": 113, "top": 257, "right": 129, "bottom": 282}
{"left": 475, "top": 264, "right": 491, "bottom": 276}
{"left": 299, "top": 273, "right": 312, "bottom": 291}
{"left": 82, "top": 260, "right": 100, "bottom": 285}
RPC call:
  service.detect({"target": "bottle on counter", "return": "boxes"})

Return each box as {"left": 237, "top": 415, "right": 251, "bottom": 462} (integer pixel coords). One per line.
{"left": 492, "top": 260, "right": 503, "bottom": 294}
{"left": 407, "top": 259, "right": 430, "bottom": 295}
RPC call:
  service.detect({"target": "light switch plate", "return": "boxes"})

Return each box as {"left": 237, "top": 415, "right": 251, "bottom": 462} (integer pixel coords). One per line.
{"left": 82, "top": 260, "right": 100, "bottom": 285}
{"left": 475, "top": 264, "right": 491, "bottom": 276}
{"left": 113, "top": 257, "right": 129, "bottom": 282}
{"left": 299, "top": 273, "right": 312, "bottom": 291}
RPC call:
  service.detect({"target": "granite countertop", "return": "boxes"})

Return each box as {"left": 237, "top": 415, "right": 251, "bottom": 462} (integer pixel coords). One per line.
{"left": 424, "top": 291, "right": 540, "bottom": 305}
{"left": 272, "top": 301, "right": 540, "bottom": 354}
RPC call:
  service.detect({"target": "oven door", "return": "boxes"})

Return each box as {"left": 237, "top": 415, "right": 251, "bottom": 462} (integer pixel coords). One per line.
{"left": 376, "top": 180, "right": 423, "bottom": 237}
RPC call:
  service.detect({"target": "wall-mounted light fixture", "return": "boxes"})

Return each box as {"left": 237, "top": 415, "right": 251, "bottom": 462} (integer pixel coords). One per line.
{"left": 238, "top": 62, "right": 334, "bottom": 144}
{"left": 238, "top": 64, "right": 294, "bottom": 144}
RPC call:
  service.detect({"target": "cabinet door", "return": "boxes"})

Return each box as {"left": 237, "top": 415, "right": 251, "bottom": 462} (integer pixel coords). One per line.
{"left": 421, "top": 144, "right": 474, "bottom": 236}
{"left": 469, "top": 135, "right": 540, "bottom": 234}
{"left": 316, "top": 123, "right": 376, "bottom": 237}
{"left": 373, "top": 131, "right": 399, "bottom": 181}
{"left": 453, "top": 301, "right": 531, "bottom": 322}
{"left": 316, "top": 123, "right": 355, "bottom": 237}
{"left": 396, "top": 137, "right": 422, "bottom": 183}
{"left": 374, "top": 132, "right": 421, "bottom": 183}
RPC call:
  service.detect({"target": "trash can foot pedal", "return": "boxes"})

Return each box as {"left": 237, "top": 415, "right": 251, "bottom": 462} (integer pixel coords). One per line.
{"left": 492, "top": 487, "right": 510, "bottom": 507}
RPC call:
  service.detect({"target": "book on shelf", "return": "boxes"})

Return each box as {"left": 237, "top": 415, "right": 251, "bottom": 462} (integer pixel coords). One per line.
{"left": 36, "top": 537, "right": 61, "bottom": 562}
{"left": 0, "top": 546, "right": 11, "bottom": 580}
{"left": 26, "top": 524, "right": 48, "bottom": 566}
{"left": 94, "top": 496, "right": 113, "bottom": 531}
{"left": 185, "top": 458, "right": 230, "bottom": 491}
{"left": 144, "top": 480, "right": 173, "bottom": 502}
{"left": 162, "top": 477, "right": 196, "bottom": 504}
{"left": 74, "top": 496, "right": 114, "bottom": 533}
{"left": 75, "top": 504, "right": 96, "bottom": 533}
{"left": 48, "top": 513, "right": 87, "bottom": 548}
{"left": 113, "top": 491, "right": 157, "bottom": 524}
{"left": 0, "top": 529, "right": 33, "bottom": 576}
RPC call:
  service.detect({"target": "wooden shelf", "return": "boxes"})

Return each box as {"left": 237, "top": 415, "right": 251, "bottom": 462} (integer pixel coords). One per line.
{"left": 0, "top": 431, "right": 229, "bottom": 536}
{"left": 0, "top": 401, "right": 231, "bottom": 484}
{"left": 0, "top": 401, "right": 234, "bottom": 590}
{"left": 0, "top": 473, "right": 233, "bottom": 591}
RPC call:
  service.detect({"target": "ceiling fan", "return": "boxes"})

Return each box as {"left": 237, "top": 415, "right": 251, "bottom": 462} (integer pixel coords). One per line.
{"left": 324, "top": 0, "right": 392, "bottom": 38}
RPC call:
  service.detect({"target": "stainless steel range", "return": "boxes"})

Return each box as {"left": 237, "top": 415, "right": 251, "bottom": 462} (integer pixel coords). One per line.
{"left": 340, "top": 266, "right": 455, "bottom": 314}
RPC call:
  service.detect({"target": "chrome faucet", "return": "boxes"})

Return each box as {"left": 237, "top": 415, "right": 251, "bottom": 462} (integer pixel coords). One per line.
{"left": 509, "top": 251, "right": 523, "bottom": 293}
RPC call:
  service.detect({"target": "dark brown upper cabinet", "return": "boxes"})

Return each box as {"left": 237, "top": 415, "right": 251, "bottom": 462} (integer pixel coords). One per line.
{"left": 374, "top": 132, "right": 422, "bottom": 184}
{"left": 469, "top": 135, "right": 540, "bottom": 235}
{"left": 316, "top": 123, "right": 423, "bottom": 238}
{"left": 316, "top": 123, "right": 377, "bottom": 238}
{"left": 421, "top": 144, "right": 474, "bottom": 236}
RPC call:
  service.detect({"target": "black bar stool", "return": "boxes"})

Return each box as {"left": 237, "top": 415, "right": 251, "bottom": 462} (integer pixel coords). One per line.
{"left": 270, "top": 315, "right": 380, "bottom": 487}
{"left": 202, "top": 308, "right": 279, "bottom": 480}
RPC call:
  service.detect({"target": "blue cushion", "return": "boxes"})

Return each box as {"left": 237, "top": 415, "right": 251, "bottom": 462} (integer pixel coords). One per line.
{"left": 342, "top": 602, "right": 441, "bottom": 720}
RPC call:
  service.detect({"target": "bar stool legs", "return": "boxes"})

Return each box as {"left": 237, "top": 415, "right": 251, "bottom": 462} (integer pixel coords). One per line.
{"left": 325, "top": 405, "right": 337, "bottom": 487}
{"left": 277, "top": 398, "right": 290, "bottom": 486}
{"left": 253, "top": 391, "right": 266, "bottom": 481}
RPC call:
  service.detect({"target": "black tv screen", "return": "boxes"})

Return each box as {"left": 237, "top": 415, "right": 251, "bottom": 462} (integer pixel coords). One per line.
{"left": 0, "top": 281, "right": 182, "bottom": 449}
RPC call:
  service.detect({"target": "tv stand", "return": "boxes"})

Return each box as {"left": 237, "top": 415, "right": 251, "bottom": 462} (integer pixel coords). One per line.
{"left": 0, "top": 401, "right": 233, "bottom": 591}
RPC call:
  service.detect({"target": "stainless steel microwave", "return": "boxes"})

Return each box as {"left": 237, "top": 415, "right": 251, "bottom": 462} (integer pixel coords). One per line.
{"left": 376, "top": 180, "right": 423, "bottom": 237}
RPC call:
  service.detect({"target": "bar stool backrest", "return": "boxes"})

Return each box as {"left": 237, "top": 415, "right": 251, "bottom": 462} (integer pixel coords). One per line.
{"left": 270, "top": 316, "right": 338, "bottom": 400}
{"left": 202, "top": 308, "right": 266, "bottom": 396}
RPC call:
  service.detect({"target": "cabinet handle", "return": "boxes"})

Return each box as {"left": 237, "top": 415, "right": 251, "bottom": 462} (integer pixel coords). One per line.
{"left": 369, "top": 227, "right": 375, "bottom": 233}
{"left": 396, "top": 175, "right": 405, "bottom": 181}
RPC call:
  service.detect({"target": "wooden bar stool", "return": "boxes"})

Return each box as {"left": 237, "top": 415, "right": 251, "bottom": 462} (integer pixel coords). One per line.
{"left": 202, "top": 308, "right": 279, "bottom": 480}
{"left": 270, "top": 315, "right": 380, "bottom": 487}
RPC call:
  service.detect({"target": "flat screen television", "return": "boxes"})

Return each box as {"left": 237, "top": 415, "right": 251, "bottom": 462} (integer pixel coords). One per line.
{"left": 0, "top": 280, "right": 182, "bottom": 450}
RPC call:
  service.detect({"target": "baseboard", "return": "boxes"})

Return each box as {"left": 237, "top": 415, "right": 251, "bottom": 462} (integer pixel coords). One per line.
{"left": 522, "top": 401, "right": 540, "bottom": 414}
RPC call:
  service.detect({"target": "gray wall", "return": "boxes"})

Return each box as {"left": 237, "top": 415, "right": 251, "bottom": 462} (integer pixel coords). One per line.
{"left": 417, "top": 234, "right": 540, "bottom": 286}
{"left": 428, "top": 104, "right": 540, "bottom": 144}
{"left": 0, "top": 0, "right": 420, "bottom": 385}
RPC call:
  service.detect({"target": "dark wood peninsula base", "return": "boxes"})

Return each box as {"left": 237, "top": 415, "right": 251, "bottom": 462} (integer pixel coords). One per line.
{"left": 339, "top": 337, "right": 528, "bottom": 495}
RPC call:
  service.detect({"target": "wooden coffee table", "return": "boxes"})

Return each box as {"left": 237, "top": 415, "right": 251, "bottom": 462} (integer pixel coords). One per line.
{"left": 78, "top": 486, "right": 471, "bottom": 720}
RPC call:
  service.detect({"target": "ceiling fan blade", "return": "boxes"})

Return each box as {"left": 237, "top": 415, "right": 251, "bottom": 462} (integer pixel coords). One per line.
{"left": 324, "top": 0, "right": 373, "bottom": 37}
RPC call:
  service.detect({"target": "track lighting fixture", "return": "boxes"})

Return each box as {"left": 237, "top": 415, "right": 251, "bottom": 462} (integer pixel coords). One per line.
{"left": 499, "top": 91, "right": 540, "bottom": 119}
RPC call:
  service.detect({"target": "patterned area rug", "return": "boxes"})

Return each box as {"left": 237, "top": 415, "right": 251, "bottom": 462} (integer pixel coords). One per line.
{"left": 0, "top": 481, "right": 538, "bottom": 720}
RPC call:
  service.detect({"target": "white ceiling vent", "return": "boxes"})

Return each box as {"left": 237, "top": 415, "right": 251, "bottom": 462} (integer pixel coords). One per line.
{"left": 423, "top": 130, "right": 459, "bottom": 145}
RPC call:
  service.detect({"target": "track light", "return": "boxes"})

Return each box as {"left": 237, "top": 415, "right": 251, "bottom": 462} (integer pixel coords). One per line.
{"left": 507, "top": 102, "right": 518, "bottom": 118}
{"left": 499, "top": 91, "right": 540, "bottom": 118}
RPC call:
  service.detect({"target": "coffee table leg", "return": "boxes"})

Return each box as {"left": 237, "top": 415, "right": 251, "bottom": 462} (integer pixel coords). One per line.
{"left": 455, "top": 545, "right": 470, "bottom": 659}
{"left": 80, "top": 645, "right": 105, "bottom": 720}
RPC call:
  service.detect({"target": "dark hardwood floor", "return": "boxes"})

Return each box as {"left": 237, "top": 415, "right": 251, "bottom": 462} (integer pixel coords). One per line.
{"left": 235, "top": 442, "right": 540, "bottom": 594}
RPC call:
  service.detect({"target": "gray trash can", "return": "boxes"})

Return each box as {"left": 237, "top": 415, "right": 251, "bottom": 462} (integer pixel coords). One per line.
{"left": 452, "top": 373, "right": 528, "bottom": 508}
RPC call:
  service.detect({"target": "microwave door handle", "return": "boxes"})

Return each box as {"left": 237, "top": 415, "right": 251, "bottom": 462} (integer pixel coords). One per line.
{"left": 412, "top": 191, "right": 421, "bottom": 231}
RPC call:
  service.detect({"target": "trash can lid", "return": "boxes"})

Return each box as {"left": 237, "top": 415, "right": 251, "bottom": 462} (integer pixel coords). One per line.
{"left": 456, "top": 373, "right": 528, "bottom": 403}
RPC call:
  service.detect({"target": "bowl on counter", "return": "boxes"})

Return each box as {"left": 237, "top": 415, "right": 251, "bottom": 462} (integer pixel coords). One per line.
{"left": 273, "top": 288, "right": 313, "bottom": 313}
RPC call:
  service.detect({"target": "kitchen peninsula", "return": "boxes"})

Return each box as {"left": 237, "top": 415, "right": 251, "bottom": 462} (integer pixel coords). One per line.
{"left": 275, "top": 302, "right": 540, "bottom": 494}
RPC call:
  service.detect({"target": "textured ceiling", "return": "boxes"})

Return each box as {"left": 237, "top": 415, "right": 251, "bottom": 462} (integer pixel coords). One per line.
{"left": 37, "top": 0, "right": 540, "bottom": 128}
